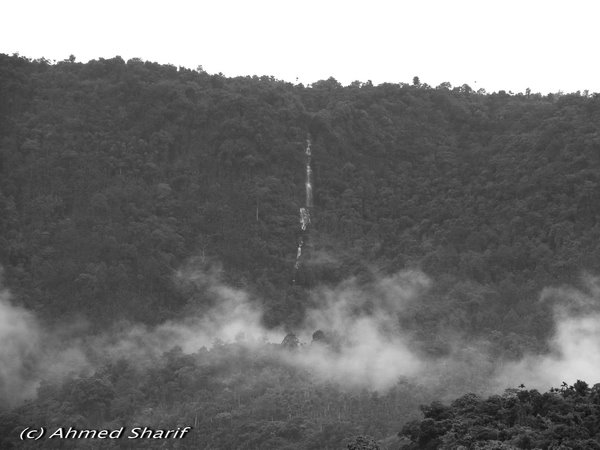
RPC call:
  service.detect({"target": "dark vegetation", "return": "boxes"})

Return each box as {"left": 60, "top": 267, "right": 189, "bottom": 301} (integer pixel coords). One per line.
{"left": 401, "top": 381, "right": 600, "bottom": 449}
{"left": 1, "top": 53, "right": 600, "bottom": 448}
{"left": 0, "top": 343, "right": 431, "bottom": 449}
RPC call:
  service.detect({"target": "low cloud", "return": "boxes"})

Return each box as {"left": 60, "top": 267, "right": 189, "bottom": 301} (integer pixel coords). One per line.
{"left": 3, "top": 262, "right": 600, "bottom": 408}
{"left": 0, "top": 283, "right": 40, "bottom": 404}
{"left": 288, "top": 271, "right": 430, "bottom": 389}
{"left": 495, "top": 276, "right": 600, "bottom": 390}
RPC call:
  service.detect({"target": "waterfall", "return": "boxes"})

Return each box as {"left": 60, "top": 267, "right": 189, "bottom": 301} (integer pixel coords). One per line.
{"left": 305, "top": 141, "right": 313, "bottom": 207}
{"left": 292, "top": 137, "right": 313, "bottom": 284}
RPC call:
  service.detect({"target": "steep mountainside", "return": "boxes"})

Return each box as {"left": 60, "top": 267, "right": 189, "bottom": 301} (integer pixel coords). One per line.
{"left": 2, "top": 54, "right": 600, "bottom": 337}
{"left": 2, "top": 53, "right": 600, "bottom": 449}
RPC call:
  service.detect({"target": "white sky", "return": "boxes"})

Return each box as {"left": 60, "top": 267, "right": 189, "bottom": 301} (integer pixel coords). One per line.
{"left": 1, "top": 0, "right": 599, "bottom": 94}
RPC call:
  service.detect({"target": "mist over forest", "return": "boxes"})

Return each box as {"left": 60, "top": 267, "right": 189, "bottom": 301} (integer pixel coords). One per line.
{"left": 1, "top": 53, "right": 600, "bottom": 448}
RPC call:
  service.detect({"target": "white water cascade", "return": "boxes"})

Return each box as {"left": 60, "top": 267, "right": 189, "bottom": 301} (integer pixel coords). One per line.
{"left": 292, "top": 138, "right": 313, "bottom": 284}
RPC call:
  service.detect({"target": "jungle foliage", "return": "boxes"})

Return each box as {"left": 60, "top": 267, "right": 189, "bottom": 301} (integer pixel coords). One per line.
{"left": 2, "top": 53, "right": 600, "bottom": 448}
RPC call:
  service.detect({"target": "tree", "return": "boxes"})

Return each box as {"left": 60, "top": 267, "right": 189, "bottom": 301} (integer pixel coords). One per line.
{"left": 281, "top": 333, "right": 300, "bottom": 350}
{"left": 347, "top": 435, "right": 380, "bottom": 449}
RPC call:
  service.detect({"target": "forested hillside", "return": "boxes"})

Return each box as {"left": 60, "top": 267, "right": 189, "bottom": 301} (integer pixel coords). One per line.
{"left": 3, "top": 54, "right": 600, "bottom": 332}
{"left": 400, "top": 381, "right": 600, "bottom": 449}
{"left": 2, "top": 53, "right": 600, "bottom": 448}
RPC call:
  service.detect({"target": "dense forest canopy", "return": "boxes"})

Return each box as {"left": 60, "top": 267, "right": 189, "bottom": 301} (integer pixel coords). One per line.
{"left": 1, "top": 53, "right": 600, "bottom": 448}
{"left": 400, "top": 380, "right": 600, "bottom": 449}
